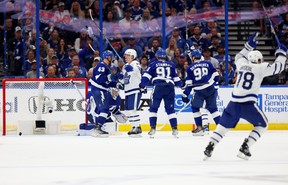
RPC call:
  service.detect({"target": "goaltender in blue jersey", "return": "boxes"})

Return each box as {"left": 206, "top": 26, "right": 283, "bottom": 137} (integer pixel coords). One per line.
{"left": 203, "top": 32, "right": 288, "bottom": 160}
{"left": 182, "top": 49, "right": 221, "bottom": 136}
{"left": 140, "top": 48, "right": 182, "bottom": 138}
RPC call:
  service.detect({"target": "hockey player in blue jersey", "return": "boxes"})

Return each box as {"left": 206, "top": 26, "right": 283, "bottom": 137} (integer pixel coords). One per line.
{"left": 120, "top": 49, "right": 143, "bottom": 137}
{"left": 89, "top": 50, "right": 121, "bottom": 137}
{"left": 203, "top": 33, "right": 288, "bottom": 160}
{"left": 139, "top": 48, "right": 183, "bottom": 138}
{"left": 182, "top": 49, "right": 221, "bottom": 136}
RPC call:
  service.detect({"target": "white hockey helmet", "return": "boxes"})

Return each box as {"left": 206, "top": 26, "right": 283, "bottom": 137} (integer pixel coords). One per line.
{"left": 248, "top": 50, "right": 263, "bottom": 64}
{"left": 124, "top": 49, "right": 137, "bottom": 59}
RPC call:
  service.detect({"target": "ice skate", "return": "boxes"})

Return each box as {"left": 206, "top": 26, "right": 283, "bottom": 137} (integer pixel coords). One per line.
{"left": 192, "top": 125, "right": 204, "bottom": 136}
{"left": 237, "top": 138, "right": 251, "bottom": 160}
{"left": 148, "top": 126, "right": 156, "bottom": 138}
{"left": 172, "top": 127, "right": 179, "bottom": 138}
{"left": 203, "top": 142, "right": 215, "bottom": 161}
{"left": 127, "top": 126, "right": 142, "bottom": 137}
{"left": 203, "top": 124, "right": 209, "bottom": 135}
{"left": 91, "top": 124, "right": 109, "bottom": 138}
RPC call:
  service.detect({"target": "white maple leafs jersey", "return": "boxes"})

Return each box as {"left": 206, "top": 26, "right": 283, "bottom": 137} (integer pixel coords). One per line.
{"left": 122, "top": 60, "right": 142, "bottom": 96}
{"left": 231, "top": 48, "right": 286, "bottom": 103}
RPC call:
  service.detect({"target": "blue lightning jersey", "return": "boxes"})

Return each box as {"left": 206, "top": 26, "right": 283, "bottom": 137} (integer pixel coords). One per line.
{"left": 185, "top": 60, "right": 219, "bottom": 93}
{"left": 89, "top": 62, "right": 115, "bottom": 91}
{"left": 141, "top": 60, "right": 182, "bottom": 87}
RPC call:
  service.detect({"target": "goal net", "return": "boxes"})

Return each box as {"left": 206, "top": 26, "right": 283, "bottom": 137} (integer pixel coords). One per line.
{"left": 1, "top": 78, "right": 88, "bottom": 135}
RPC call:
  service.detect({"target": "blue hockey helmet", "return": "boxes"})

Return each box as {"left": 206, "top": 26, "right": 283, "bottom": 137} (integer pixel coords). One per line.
{"left": 155, "top": 48, "right": 166, "bottom": 58}
{"left": 189, "top": 49, "right": 202, "bottom": 59}
{"left": 102, "top": 50, "right": 114, "bottom": 59}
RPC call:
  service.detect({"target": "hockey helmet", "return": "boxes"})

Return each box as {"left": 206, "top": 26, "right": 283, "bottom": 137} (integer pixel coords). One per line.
{"left": 248, "top": 50, "right": 263, "bottom": 64}
{"left": 155, "top": 48, "right": 166, "bottom": 58}
{"left": 124, "top": 49, "right": 137, "bottom": 59}
{"left": 189, "top": 49, "right": 202, "bottom": 59}
{"left": 102, "top": 50, "right": 114, "bottom": 59}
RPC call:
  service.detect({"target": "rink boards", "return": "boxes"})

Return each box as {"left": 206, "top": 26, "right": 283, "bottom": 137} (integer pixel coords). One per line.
{"left": 0, "top": 86, "right": 288, "bottom": 131}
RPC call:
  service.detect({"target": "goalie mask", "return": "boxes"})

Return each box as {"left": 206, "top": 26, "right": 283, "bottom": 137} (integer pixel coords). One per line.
{"left": 248, "top": 50, "right": 263, "bottom": 64}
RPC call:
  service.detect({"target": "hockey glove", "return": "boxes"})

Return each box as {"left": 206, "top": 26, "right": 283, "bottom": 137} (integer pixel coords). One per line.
{"left": 108, "top": 73, "right": 119, "bottom": 82}
{"left": 139, "top": 84, "right": 147, "bottom": 94}
{"left": 124, "top": 64, "right": 133, "bottom": 72}
{"left": 116, "top": 82, "right": 124, "bottom": 90}
{"left": 275, "top": 44, "right": 288, "bottom": 57}
{"left": 245, "top": 32, "right": 259, "bottom": 51}
{"left": 182, "top": 94, "right": 189, "bottom": 103}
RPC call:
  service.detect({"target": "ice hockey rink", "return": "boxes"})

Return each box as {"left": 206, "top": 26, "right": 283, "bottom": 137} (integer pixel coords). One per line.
{"left": 0, "top": 131, "right": 287, "bottom": 185}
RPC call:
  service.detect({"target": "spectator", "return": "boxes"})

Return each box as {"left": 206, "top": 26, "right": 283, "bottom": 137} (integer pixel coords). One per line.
{"left": 26, "top": 60, "right": 45, "bottom": 78}
{"left": 221, "top": 61, "right": 235, "bottom": 85}
{"left": 45, "top": 65, "right": 57, "bottom": 78}
{"left": 140, "top": 55, "right": 149, "bottom": 75}
{"left": 66, "top": 68, "right": 76, "bottom": 78}
{"left": 47, "top": 55, "right": 63, "bottom": 77}
{"left": 146, "top": 1, "right": 159, "bottom": 19}
{"left": 112, "top": 1, "right": 124, "bottom": 21}
{"left": 53, "top": 2, "right": 70, "bottom": 23}
{"left": 188, "top": 25, "right": 209, "bottom": 51}
{"left": 39, "top": 37, "right": 48, "bottom": 58}
{"left": 166, "top": 37, "right": 178, "bottom": 60}
{"left": 130, "top": 0, "right": 143, "bottom": 21}
{"left": 61, "top": 47, "right": 77, "bottom": 74}
{"left": 145, "top": 37, "right": 161, "bottom": 63}
{"left": 24, "top": 50, "right": 36, "bottom": 75}
{"left": 7, "top": 26, "right": 25, "bottom": 76}
{"left": 202, "top": 47, "right": 220, "bottom": 69}
{"left": 104, "top": 10, "right": 117, "bottom": 22}
{"left": 74, "top": 28, "right": 88, "bottom": 53}
{"left": 176, "top": 53, "right": 187, "bottom": 82}
{"left": 47, "top": 29, "right": 60, "bottom": 49}
{"left": 139, "top": 8, "right": 152, "bottom": 30}
{"left": 171, "top": 48, "right": 183, "bottom": 64}
{"left": 119, "top": 8, "right": 133, "bottom": 30}
{"left": 121, "top": 36, "right": 143, "bottom": 59}
{"left": 78, "top": 37, "right": 95, "bottom": 67}
{"left": 70, "top": 1, "right": 85, "bottom": 18}
{"left": 57, "top": 38, "right": 68, "bottom": 61}
{"left": 213, "top": 43, "right": 232, "bottom": 68}
{"left": 67, "top": 55, "right": 87, "bottom": 78}
{"left": 167, "top": 27, "right": 186, "bottom": 52}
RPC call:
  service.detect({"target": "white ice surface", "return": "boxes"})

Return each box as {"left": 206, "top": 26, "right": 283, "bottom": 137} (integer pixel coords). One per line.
{"left": 0, "top": 131, "right": 288, "bottom": 185}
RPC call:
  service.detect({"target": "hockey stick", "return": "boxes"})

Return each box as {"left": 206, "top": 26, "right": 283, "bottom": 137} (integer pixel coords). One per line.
{"left": 259, "top": 0, "right": 280, "bottom": 46}
{"left": 70, "top": 79, "right": 85, "bottom": 101}
{"left": 88, "top": 9, "right": 125, "bottom": 64}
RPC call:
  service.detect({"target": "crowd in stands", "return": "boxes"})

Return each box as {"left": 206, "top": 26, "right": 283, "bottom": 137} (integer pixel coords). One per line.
{"left": 0, "top": 0, "right": 287, "bottom": 85}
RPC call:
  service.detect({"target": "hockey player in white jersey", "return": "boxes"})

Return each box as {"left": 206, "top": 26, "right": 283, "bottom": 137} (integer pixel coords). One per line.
{"left": 203, "top": 32, "right": 288, "bottom": 160}
{"left": 120, "top": 49, "right": 143, "bottom": 137}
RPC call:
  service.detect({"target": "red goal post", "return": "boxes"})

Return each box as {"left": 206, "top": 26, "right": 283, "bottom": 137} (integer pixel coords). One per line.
{"left": 2, "top": 78, "right": 88, "bottom": 135}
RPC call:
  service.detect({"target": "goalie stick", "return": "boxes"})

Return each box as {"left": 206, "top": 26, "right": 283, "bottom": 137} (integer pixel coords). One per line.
{"left": 259, "top": 0, "right": 280, "bottom": 46}
{"left": 88, "top": 9, "right": 125, "bottom": 64}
